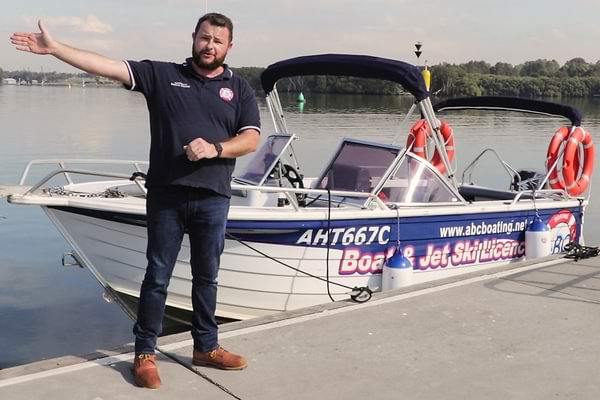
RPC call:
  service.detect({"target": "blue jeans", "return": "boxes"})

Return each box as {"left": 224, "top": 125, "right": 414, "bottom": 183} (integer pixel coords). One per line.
{"left": 133, "top": 185, "right": 230, "bottom": 354}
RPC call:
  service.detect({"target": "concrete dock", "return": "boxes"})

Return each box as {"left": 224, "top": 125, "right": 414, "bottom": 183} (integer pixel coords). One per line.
{"left": 1, "top": 254, "right": 599, "bottom": 399}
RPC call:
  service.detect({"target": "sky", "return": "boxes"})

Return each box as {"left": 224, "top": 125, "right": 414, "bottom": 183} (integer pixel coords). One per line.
{"left": 1, "top": 0, "right": 599, "bottom": 73}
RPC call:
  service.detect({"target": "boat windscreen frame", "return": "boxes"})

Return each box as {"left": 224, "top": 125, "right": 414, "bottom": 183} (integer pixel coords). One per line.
{"left": 364, "top": 149, "right": 465, "bottom": 208}
{"left": 234, "top": 133, "right": 297, "bottom": 186}
{"left": 311, "top": 138, "right": 403, "bottom": 193}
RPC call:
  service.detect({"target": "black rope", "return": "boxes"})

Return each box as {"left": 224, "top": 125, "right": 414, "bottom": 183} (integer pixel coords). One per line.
{"left": 563, "top": 242, "right": 600, "bottom": 261}
{"left": 226, "top": 232, "right": 352, "bottom": 291}
{"left": 226, "top": 232, "right": 373, "bottom": 303}
{"left": 225, "top": 196, "right": 373, "bottom": 304}
{"left": 325, "top": 188, "right": 335, "bottom": 302}
{"left": 303, "top": 194, "right": 322, "bottom": 207}
{"left": 322, "top": 188, "right": 371, "bottom": 302}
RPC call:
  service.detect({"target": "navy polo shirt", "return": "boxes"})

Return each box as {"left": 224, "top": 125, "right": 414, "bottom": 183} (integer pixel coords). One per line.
{"left": 124, "top": 58, "right": 261, "bottom": 197}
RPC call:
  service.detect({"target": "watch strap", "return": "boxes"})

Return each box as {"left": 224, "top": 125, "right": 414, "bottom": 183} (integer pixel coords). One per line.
{"left": 214, "top": 143, "right": 223, "bottom": 158}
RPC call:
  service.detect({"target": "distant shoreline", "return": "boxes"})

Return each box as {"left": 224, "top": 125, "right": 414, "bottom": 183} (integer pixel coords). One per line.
{"left": 3, "top": 59, "right": 600, "bottom": 97}
{"left": 1, "top": 82, "right": 122, "bottom": 88}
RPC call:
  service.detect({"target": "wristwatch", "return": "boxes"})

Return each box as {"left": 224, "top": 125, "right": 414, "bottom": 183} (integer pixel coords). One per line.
{"left": 214, "top": 143, "right": 223, "bottom": 158}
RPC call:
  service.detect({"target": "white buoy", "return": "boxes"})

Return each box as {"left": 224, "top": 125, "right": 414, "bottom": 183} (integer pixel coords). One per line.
{"left": 382, "top": 247, "right": 413, "bottom": 290}
{"left": 525, "top": 216, "right": 551, "bottom": 259}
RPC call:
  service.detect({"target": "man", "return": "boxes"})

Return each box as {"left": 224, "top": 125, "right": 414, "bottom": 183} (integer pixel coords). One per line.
{"left": 10, "top": 13, "right": 260, "bottom": 389}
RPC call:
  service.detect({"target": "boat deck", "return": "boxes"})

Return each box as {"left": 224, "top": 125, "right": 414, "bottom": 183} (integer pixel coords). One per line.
{"left": 1, "top": 253, "right": 599, "bottom": 399}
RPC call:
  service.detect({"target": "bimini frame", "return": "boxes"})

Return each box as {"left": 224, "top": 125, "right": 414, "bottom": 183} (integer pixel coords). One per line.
{"left": 261, "top": 54, "right": 459, "bottom": 208}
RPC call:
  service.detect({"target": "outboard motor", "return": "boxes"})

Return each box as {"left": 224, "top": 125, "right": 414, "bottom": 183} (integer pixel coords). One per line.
{"left": 512, "top": 169, "right": 548, "bottom": 191}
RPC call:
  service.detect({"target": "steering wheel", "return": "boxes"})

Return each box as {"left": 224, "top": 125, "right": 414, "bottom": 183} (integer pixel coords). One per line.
{"left": 281, "top": 164, "right": 304, "bottom": 189}
{"left": 281, "top": 163, "right": 306, "bottom": 205}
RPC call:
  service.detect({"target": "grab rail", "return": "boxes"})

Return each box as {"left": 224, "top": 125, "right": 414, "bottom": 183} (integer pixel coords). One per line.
{"left": 15, "top": 165, "right": 388, "bottom": 211}
{"left": 14, "top": 164, "right": 581, "bottom": 217}
{"left": 18, "top": 159, "right": 148, "bottom": 185}
{"left": 23, "top": 168, "right": 147, "bottom": 196}
{"left": 461, "top": 148, "right": 519, "bottom": 186}
{"left": 509, "top": 189, "right": 570, "bottom": 205}
{"left": 461, "top": 150, "right": 574, "bottom": 201}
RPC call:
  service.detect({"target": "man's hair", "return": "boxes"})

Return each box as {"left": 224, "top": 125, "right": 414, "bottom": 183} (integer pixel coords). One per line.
{"left": 194, "top": 13, "right": 234, "bottom": 42}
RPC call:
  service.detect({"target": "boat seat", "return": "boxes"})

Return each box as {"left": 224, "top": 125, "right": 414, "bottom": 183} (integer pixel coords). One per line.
{"left": 459, "top": 184, "right": 533, "bottom": 202}
{"left": 328, "top": 162, "right": 373, "bottom": 192}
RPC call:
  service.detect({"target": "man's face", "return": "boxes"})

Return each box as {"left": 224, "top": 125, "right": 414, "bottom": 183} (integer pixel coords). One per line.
{"left": 192, "top": 21, "right": 232, "bottom": 71}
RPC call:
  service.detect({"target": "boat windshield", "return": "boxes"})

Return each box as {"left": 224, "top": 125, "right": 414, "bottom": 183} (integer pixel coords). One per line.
{"left": 235, "top": 134, "right": 293, "bottom": 185}
{"left": 380, "top": 154, "right": 458, "bottom": 203}
{"left": 313, "top": 139, "right": 400, "bottom": 193}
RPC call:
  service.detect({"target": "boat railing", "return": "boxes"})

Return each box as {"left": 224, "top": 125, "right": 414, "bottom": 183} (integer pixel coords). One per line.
{"left": 18, "top": 159, "right": 148, "bottom": 186}
{"left": 461, "top": 148, "right": 520, "bottom": 186}
{"left": 15, "top": 160, "right": 389, "bottom": 211}
{"left": 461, "top": 149, "right": 576, "bottom": 201}
{"left": 22, "top": 168, "right": 147, "bottom": 197}
{"left": 12, "top": 162, "right": 579, "bottom": 213}
{"left": 16, "top": 159, "right": 149, "bottom": 198}
{"left": 509, "top": 188, "right": 570, "bottom": 205}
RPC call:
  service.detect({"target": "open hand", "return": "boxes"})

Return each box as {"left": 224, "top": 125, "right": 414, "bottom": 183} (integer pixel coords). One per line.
{"left": 184, "top": 137, "right": 218, "bottom": 161}
{"left": 10, "top": 20, "right": 56, "bottom": 55}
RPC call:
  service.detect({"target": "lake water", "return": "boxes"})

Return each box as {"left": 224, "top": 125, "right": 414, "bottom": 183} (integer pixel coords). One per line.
{"left": 1, "top": 85, "right": 599, "bottom": 369}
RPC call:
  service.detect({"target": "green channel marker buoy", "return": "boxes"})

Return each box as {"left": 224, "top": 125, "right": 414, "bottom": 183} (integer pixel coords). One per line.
{"left": 296, "top": 92, "right": 305, "bottom": 103}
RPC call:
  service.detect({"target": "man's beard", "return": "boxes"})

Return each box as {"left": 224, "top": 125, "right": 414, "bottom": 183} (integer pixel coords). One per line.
{"left": 192, "top": 47, "right": 226, "bottom": 71}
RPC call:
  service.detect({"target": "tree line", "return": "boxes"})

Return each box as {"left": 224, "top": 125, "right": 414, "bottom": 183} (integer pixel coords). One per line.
{"left": 3, "top": 57, "right": 600, "bottom": 97}
{"left": 430, "top": 58, "right": 600, "bottom": 97}
{"left": 237, "top": 58, "right": 600, "bottom": 98}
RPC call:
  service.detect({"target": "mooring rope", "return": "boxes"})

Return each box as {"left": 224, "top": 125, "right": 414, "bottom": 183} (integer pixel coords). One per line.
{"left": 563, "top": 242, "right": 600, "bottom": 260}
{"left": 225, "top": 189, "right": 373, "bottom": 305}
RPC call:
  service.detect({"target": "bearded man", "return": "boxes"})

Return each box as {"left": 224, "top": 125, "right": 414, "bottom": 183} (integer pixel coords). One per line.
{"left": 11, "top": 12, "right": 260, "bottom": 389}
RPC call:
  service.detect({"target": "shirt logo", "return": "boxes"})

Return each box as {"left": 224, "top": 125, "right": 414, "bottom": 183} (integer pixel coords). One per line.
{"left": 219, "top": 87, "right": 234, "bottom": 102}
{"left": 170, "top": 81, "right": 190, "bottom": 88}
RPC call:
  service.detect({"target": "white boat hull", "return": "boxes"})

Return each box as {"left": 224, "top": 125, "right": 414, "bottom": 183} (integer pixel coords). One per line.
{"left": 41, "top": 195, "right": 583, "bottom": 320}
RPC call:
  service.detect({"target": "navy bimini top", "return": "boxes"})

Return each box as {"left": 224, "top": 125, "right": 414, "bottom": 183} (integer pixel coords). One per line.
{"left": 124, "top": 58, "right": 261, "bottom": 197}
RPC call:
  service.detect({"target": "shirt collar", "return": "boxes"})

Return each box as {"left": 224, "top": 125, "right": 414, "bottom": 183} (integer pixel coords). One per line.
{"left": 184, "top": 58, "right": 232, "bottom": 81}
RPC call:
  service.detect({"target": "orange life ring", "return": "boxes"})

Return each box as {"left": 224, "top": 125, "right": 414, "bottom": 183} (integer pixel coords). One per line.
{"left": 407, "top": 119, "right": 455, "bottom": 174}
{"left": 546, "top": 126, "right": 595, "bottom": 196}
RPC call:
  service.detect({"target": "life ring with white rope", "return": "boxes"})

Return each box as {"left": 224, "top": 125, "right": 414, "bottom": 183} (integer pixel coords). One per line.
{"left": 406, "top": 119, "right": 455, "bottom": 174}
{"left": 546, "top": 126, "right": 595, "bottom": 196}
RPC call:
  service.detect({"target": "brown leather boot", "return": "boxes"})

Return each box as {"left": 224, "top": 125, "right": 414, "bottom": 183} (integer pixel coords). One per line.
{"left": 132, "top": 353, "right": 161, "bottom": 389}
{"left": 192, "top": 346, "right": 248, "bottom": 370}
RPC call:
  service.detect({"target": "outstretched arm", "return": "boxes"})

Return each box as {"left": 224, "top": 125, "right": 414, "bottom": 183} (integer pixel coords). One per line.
{"left": 10, "top": 20, "right": 131, "bottom": 85}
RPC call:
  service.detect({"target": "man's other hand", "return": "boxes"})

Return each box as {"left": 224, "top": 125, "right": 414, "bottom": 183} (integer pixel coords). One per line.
{"left": 184, "top": 137, "right": 218, "bottom": 161}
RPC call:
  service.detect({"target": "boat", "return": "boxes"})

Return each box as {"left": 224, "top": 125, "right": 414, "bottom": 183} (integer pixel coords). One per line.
{"left": 3, "top": 54, "right": 594, "bottom": 321}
